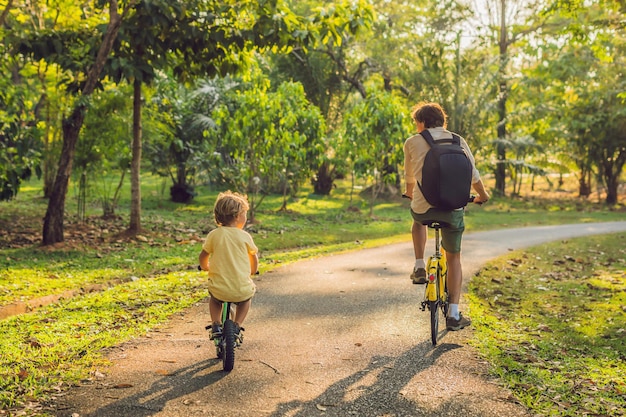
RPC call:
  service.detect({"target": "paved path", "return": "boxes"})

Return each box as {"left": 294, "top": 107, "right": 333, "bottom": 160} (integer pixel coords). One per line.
{"left": 55, "top": 222, "right": 626, "bottom": 417}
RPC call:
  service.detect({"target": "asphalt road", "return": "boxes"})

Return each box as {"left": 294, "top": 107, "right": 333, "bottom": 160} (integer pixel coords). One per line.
{"left": 55, "top": 222, "right": 626, "bottom": 417}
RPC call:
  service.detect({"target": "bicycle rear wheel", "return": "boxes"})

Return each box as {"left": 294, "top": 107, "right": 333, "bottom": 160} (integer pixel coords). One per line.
{"left": 222, "top": 319, "right": 236, "bottom": 371}
{"left": 429, "top": 300, "right": 439, "bottom": 346}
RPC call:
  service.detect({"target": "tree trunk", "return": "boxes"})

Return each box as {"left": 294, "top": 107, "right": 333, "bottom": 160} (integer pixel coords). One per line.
{"left": 602, "top": 153, "right": 625, "bottom": 205}
{"left": 578, "top": 167, "right": 592, "bottom": 197}
{"left": 0, "top": 0, "right": 14, "bottom": 27}
{"left": 128, "top": 78, "right": 142, "bottom": 234}
{"left": 42, "top": 108, "right": 85, "bottom": 244}
{"left": 41, "top": 0, "right": 126, "bottom": 245}
{"left": 312, "top": 161, "right": 335, "bottom": 195}
{"left": 494, "top": 0, "right": 508, "bottom": 196}
{"left": 605, "top": 176, "right": 618, "bottom": 205}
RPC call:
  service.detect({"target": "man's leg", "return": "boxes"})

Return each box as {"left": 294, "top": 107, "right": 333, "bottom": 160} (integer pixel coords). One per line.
{"left": 446, "top": 251, "right": 462, "bottom": 305}
{"left": 411, "top": 221, "right": 428, "bottom": 283}
{"left": 411, "top": 220, "right": 427, "bottom": 259}
{"left": 446, "top": 251, "right": 471, "bottom": 330}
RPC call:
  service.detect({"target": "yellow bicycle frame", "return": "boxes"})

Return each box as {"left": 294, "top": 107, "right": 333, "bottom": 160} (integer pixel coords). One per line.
{"left": 424, "top": 249, "right": 447, "bottom": 302}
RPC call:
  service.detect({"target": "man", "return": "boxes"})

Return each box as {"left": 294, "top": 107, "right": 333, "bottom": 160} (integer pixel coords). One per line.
{"left": 403, "top": 102, "right": 489, "bottom": 331}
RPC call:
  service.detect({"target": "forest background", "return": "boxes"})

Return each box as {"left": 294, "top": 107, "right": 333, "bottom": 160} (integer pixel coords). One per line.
{"left": 1, "top": 0, "right": 625, "bottom": 245}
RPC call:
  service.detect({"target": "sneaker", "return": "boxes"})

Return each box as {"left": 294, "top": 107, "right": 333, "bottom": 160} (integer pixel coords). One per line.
{"left": 234, "top": 324, "right": 244, "bottom": 345}
{"left": 446, "top": 313, "right": 471, "bottom": 331}
{"left": 410, "top": 267, "right": 427, "bottom": 284}
{"left": 206, "top": 323, "right": 222, "bottom": 339}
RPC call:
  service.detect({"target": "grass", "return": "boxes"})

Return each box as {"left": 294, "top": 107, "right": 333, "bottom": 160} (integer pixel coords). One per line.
{"left": 0, "top": 174, "right": 625, "bottom": 415}
{"left": 468, "top": 233, "right": 626, "bottom": 416}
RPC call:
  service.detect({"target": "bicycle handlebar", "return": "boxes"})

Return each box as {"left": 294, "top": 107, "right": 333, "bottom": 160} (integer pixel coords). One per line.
{"left": 197, "top": 265, "right": 260, "bottom": 275}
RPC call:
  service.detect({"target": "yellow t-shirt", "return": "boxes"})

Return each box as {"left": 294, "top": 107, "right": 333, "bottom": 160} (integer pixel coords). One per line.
{"left": 202, "top": 226, "right": 258, "bottom": 302}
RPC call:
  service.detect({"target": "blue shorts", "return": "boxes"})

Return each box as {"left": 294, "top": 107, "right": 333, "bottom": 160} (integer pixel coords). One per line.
{"left": 410, "top": 208, "right": 465, "bottom": 253}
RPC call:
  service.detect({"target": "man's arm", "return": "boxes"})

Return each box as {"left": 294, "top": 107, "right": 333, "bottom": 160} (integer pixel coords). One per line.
{"left": 472, "top": 179, "right": 490, "bottom": 204}
{"left": 404, "top": 182, "right": 415, "bottom": 199}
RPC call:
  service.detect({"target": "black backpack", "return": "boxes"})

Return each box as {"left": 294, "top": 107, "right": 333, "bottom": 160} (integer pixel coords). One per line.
{"left": 417, "top": 129, "right": 473, "bottom": 210}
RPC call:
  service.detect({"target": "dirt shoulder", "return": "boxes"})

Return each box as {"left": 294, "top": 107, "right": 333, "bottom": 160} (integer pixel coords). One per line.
{"left": 53, "top": 222, "right": 626, "bottom": 417}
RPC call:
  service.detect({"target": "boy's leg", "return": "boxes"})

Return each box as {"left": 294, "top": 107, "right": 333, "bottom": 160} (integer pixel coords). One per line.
{"left": 233, "top": 299, "right": 251, "bottom": 327}
{"left": 209, "top": 296, "right": 223, "bottom": 325}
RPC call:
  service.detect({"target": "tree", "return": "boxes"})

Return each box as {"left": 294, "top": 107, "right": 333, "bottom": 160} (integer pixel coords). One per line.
{"left": 143, "top": 76, "right": 236, "bottom": 202}
{"left": 77, "top": 86, "right": 132, "bottom": 217}
{"left": 0, "top": 1, "right": 60, "bottom": 201}
{"left": 266, "top": 0, "right": 376, "bottom": 195}
{"left": 14, "top": 0, "right": 332, "bottom": 243}
{"left": 108, "top": 0, "right": 375, "bottom": 233}
{"left": 211, "top": 78, "right": 326, "bottom": 221}
{"left": 340, "top": 88, "right": 411, "bottom": 216}
{"left": 39, "top": 1, "right": 133, "bottom": 245}
{"left": 465, "top": 0, "right": 565, "bottom": 196}
{"left": 522, "top": 0, "right": 626, "bottom": 203}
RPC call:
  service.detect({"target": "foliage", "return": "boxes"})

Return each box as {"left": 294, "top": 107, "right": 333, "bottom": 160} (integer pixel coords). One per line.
{"left": 143, "top": 76, "right": 239, "bottom": 203}
{"left": 75, "top": 86, "right": 132, "bottom": 216}
{"left": 520, "top": 0, "right": 626, "bottom": 203}
{"left": 210, "top": 77, "right": 326, "bottom": 219}
{"left": 339, "top": 89, "right": 412, "bottom": 215}
{"left": 469, "top": 233, "right": 626, "bottom": 416}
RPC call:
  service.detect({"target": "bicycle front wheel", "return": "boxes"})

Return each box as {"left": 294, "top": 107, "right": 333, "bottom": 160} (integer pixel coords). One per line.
{"left": 222, "top": 319, "right": 236, "bottom": 371}
{"left": 429, "top": 300, "right": 439, "bottom": 346}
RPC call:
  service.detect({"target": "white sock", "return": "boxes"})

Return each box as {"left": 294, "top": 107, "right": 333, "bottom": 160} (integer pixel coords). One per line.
{"left": 414, "top": 259, "right": 426, "bottom": 270}
{"left": 449, "top": 304, "right": 460, "bottom": 320}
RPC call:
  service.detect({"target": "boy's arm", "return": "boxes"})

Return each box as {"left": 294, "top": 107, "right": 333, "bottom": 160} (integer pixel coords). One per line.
{"left": 249, "top": 252, "right": 259, "bottom": 275}
{"left": 199, "top": 249, "right": 210, "bottom": 271}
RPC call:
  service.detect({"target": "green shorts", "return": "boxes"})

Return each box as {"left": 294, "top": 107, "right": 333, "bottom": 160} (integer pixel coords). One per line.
{"left": 410, "top": 208, "right": 465, "bottom": 253}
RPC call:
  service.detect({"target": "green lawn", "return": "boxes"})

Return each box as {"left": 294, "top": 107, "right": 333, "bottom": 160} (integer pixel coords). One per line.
{"left": 469, "top": 233, "right": 626, "bottom": 416}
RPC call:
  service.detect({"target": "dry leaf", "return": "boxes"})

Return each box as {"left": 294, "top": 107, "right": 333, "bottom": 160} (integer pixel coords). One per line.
{"left": 155, "top": 369, "right": 173, "bottom": 376}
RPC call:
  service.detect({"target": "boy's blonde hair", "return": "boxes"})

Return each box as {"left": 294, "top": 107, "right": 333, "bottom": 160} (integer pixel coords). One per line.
{"left": 214, "top": 191, "right": 249, "bottom": 226}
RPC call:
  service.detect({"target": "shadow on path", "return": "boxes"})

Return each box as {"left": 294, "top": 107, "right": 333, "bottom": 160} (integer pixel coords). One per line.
{"left": 62, "top": 359, "right": 226, "bottom": 417}
{"left": 269, "top": 341, "right": 463, "bottom": 417}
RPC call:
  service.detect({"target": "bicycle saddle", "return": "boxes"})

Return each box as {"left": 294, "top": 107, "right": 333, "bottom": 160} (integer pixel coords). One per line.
{"left": 422, "top": 220, "right": 450, "bottom": 228}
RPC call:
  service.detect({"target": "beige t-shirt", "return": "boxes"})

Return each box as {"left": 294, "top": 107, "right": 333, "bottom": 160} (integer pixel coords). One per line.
{"left": 202, "top": 226, "right": 257, "bottom": 302}
{"left": 403, "top": 126, "right": 481, "bottom": 214}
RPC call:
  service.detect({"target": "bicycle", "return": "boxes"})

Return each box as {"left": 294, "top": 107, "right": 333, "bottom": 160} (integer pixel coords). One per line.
{"left": 409, "top": 196, "right": 478, "bottom": 346}
{"left": 197, "top": 266, "right": 243, "bottom": 372}
{"left": 420, "top": 219, "right": 449, "bottom": 346}
{"left": 205, "top": 300, "right": 241, "bottom": 372}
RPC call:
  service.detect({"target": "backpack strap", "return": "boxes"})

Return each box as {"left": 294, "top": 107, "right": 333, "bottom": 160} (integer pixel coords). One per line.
{"left": 420, "top": 129, "right": 461, "bottom": 146}
{"left": 419, "top": 129, "right": 436, "bottom": 147}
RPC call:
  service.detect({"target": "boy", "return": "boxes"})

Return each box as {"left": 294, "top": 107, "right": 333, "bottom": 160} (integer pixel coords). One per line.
{"left": 199, "top": 191, "right": 259, "bottom": 339}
